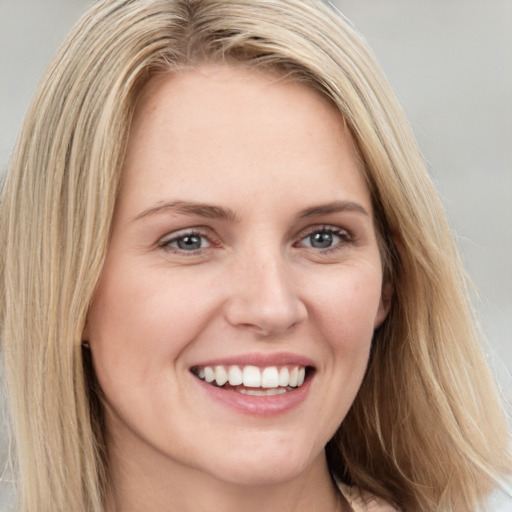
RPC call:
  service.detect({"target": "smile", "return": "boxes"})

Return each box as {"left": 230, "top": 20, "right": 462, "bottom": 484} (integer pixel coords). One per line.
{"left": 191, "top": 364, "right": 310, "bottom": 395}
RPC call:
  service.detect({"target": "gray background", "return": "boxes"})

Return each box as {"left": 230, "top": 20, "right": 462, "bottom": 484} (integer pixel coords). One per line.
{"left": 0, "top": 0, "right": 511, "bottom": 509}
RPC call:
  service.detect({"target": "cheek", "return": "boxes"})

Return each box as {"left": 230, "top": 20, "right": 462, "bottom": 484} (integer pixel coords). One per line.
{"left": 307, "top": 265, "right": 383, "bottom": 354}
{"left": 86, "top": 262, "right": 205, "bottom": 388}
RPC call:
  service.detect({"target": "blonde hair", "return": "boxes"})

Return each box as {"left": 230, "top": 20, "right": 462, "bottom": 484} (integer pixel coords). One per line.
{"left": 0, "top": 1, "right": 510, "bottom": 511}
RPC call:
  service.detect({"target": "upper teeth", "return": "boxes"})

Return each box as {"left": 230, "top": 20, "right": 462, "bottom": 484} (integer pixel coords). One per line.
{"left": 195, "top": 365, "right": 306, "bottom": 389}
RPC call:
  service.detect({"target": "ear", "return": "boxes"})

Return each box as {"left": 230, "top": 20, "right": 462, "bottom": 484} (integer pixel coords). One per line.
{"left": 82, "top": 318, "right": 90, "bottom": 344}
{"left": 374, "top": 280, "right": 392, "bottom": 329}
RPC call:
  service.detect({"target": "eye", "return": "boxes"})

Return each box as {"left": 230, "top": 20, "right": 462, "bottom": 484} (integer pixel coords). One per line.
{"left": 297, "top": 227, "right": 350, "bottom": 250}
{"left": 161, "top": 231, "right": 211, "bottom": 252}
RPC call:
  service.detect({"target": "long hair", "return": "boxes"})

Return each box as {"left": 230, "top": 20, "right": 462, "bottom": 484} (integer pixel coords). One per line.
{"left": 0, "top": 1, "right": 510, "bottom": 511}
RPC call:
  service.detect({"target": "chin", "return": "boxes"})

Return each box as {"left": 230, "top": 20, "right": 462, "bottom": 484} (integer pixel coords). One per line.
{"left": 196, "top": 437, "right": 326, "bottom": 487}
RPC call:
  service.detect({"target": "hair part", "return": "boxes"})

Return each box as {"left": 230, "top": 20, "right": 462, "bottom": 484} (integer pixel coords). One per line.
{"left": 0, "top": 1, "right": 510, "bottom": 511}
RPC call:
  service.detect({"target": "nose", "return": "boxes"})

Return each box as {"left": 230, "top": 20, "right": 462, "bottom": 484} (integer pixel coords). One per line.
{"left": 224, "top": 249, "right": 308, "bottom": 337}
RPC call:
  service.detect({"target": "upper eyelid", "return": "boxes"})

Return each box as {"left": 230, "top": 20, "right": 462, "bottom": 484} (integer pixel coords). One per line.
{"left": 157, "top": 224, "right": 352, "bottom": 250}
{"left": 295, "top": 224, "right": 351, "bottom": 240}
{"left": 158, "top": 228, "right": 218, "bottom": 252}
{"left": 159, "top": 226, "right": 213, "bottom": 242}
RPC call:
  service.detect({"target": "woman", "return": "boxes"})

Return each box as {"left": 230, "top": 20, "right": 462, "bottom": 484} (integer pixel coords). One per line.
{"left": 0, "top": 1, "right": 510, "bottom": 511}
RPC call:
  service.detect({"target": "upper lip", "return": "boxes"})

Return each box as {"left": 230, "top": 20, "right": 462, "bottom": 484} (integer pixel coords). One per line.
{"left": 190, "top": 351, "right": 315, "bottom": 369}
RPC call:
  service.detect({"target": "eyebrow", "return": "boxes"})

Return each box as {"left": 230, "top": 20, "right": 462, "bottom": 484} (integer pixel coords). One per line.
{"left": 298, "top": 200, "right": 369, "bottom": 218}
{"left": 132, "top": 199, "right": 368, "bottom": 223}
{"left": 132, "top": 200, "right": 240, "bottom": 223}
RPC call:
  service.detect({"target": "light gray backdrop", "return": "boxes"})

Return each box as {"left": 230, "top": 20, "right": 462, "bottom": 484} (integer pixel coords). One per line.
{"left": 0, "top": 0, "right": 511, "bottom": 510}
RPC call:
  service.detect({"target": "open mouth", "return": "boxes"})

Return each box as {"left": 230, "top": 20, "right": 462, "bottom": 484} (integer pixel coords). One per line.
{"left": 190, "top": 364, "right": 314, "bottom": 396}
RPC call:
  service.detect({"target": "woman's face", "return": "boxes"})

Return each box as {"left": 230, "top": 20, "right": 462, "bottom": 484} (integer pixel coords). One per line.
{"left": 87, "top": 65, "right": 388, "bottom": 486}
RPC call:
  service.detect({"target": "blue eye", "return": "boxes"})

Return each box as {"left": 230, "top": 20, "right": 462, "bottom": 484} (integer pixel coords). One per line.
{"left": 164, "top": 232, "right": 211, "bottom": 252}
{"left": 298, "top": 227, "right": 349, "bottom": 250}
{"left": 309, "top": 231, "right": 336, "bottom": 249}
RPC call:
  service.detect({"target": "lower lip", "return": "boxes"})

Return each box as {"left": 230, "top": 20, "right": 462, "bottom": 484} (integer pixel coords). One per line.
{"left": 195, "top": 376, "right": 312, "bottom": 417}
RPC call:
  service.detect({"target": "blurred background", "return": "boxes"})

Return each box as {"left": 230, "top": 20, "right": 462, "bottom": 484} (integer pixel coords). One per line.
{"left": 1, "top": 0, "right": 511, "bottom": 509}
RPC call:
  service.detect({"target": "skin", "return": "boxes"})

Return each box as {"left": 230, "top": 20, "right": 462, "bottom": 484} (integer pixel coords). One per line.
{"left": 86, "top": 64, "right": 389, "bottom": 512}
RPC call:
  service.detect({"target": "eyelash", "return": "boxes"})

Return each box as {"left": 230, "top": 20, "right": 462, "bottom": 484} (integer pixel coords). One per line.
{"left": 159, "top": 229, "right": 215, "bottom": 254}
{"left": 158, "top": 225, "right": 353, "bottom": 255}
{"left": 294, "top": 225, "right": 352, "bottom": 253}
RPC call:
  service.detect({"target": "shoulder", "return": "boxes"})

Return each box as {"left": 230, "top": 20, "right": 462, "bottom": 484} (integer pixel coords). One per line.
{"left": 337, "top": 482, "right": 401, "bottom": 512}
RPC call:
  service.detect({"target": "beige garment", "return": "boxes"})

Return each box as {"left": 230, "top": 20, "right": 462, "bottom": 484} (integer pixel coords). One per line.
{"left": 337, "top": 482, "right": 400, "bottom": 512}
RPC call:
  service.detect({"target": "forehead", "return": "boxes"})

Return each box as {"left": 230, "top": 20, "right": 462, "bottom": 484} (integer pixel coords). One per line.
{"left": 119, "top": 63, "right": 371, "bottom": 216}
{"left": 133, "top": 63, "right": 342, "bottom": 134}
